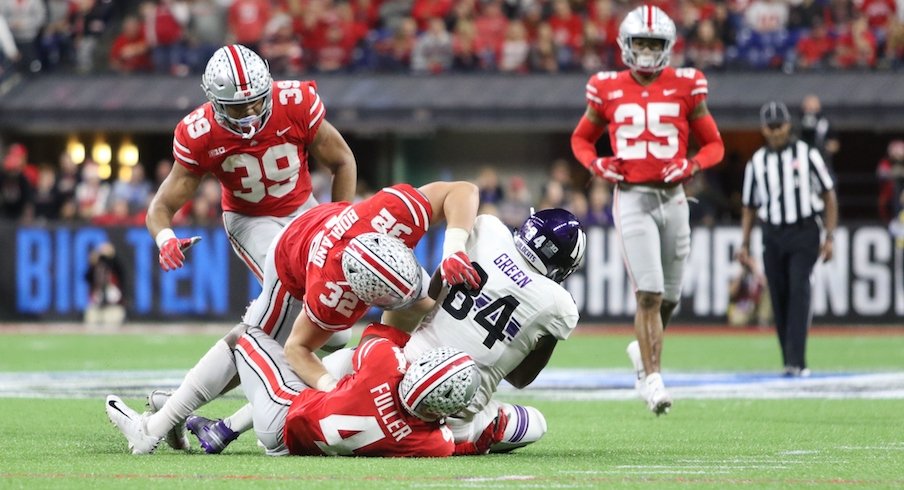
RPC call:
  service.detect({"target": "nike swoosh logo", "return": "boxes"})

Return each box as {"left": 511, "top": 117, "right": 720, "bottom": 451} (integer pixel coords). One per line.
{"left": 276, "top": 127, "right": 291, "bottom": 137}
{"left": 108, "top": 399, "right": 131, "bottom": 419}
{"left": 663, "top": 89, "right": 677, "bottom": 96}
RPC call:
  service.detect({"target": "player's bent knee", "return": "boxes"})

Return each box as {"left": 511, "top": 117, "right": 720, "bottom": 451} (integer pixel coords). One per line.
{"left": 636, "top": 291, "right": 663, "bottom": 310}
{"left": 490, "top": 404, "right": 547, "bottom": 453}
{"left": 223, "top": 323, "right": 253, "bottom": 347}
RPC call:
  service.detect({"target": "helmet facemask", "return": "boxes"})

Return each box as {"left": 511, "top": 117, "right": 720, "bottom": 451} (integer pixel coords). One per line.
{"left": 617, "top": 5, "right": 676, "bottom": 75}
{"left": 513, "top": 208, "right": 587, "bottom": 283}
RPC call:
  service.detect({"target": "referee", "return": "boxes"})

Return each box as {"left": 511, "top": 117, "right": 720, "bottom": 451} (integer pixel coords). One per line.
{"left": 737, "top": 101, "right": 838, "bottom": 377}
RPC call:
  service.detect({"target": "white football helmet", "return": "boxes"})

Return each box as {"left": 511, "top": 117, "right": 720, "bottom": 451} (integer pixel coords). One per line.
{"left": 341, "top": 232, "right": 422, "bottom": 310}
{"left": 617, "top": 5, "right": 676, "bottom": 74}
{"left": 399, "top": 346, "right": 480, "bottom": 421}
{"left": 201, "top": 44, "right": 273, "bottom": 139}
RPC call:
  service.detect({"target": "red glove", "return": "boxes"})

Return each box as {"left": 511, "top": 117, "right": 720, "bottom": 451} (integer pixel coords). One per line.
{"left": 661, "top": 158, "right": 698, "bottom": 184}
{"left": 454, "top": 407, "right": 509, "bottom": 455}
{"left": 440, "top": 251, "right": 481, "bottom": 290}
{"left": 159, "top": 236, "right": 201, "bottom": 272}
{"left": 591, "top": 157, "right": 625, "bottom": 183}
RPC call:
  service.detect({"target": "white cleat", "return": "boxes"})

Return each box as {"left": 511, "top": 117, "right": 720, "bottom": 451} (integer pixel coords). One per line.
{"left": 105, "top": 395, "right": 161, "bottom": 454}
{"left": 643, "top": 373, "right": 672, "bottom": 416}
{"left": 146, "top": 390, "right": 191, "bottom": 451}
{"left": 626, "top": 341, "right": 646, "bottom": 397}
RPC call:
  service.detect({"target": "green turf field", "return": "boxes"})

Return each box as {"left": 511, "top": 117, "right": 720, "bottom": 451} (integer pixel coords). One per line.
{"left": 1, "top": 329, "right": 903, "bottom": 489}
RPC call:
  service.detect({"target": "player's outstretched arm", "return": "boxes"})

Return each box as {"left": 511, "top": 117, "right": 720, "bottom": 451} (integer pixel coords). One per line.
{"left": 284, "top": 311, "right": 338, "bottom": 391}
{"left": 419, "top": 181, "right": 481, "bottom": 289}
{"left": 309, "top": 119, "right": 357, "bottom": 203}
{"left": 504, "top": 336, "right": 558, "bottom": 389}
{"left": 147, "top": 164, "right": 203, "bottom": 271}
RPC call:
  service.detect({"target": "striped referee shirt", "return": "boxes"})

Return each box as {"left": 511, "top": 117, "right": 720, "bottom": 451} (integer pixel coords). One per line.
{"left": 741, "top": 139, "right": 835, "bottom": 225}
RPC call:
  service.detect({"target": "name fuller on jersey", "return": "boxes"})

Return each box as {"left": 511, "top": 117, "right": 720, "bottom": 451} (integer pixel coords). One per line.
{"left": 370, "top": 382, "right": 413, "bottom": 442}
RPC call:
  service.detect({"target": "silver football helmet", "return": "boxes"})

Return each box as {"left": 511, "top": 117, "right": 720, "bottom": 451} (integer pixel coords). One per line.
{"left": 399, "top": 346, "right": 479, "bottom": 421}
{"left": 341, "top": 232, "right": 422, "bottom": 310}
{"left": 617, "top": 5, "right": 676, "bottom": 74}
{"left": 201, "top": 44, "right": 273, "bottom": 139}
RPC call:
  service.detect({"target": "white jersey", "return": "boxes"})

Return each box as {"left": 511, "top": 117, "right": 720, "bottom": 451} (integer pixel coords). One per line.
{"left": 404, "top": 215, "right": 579, "bottom": 417}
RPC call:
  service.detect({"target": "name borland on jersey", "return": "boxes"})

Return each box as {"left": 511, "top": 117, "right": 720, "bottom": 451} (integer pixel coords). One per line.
{"left": 171, "top": 80, "right": 326, "bottom": 217}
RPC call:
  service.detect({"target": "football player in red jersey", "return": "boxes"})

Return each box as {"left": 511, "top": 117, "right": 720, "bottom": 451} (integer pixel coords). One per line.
{"left": 147, "top": 44, "right": 356, "bottom": 282}
{"left": 107, "top": 323, "right": 505, "bottom": 457}
{"left": 570, "top": 5, "right": 725, "bottom": 415}
{"left": 105, "top": 181, "right": 483, "bottom": 454}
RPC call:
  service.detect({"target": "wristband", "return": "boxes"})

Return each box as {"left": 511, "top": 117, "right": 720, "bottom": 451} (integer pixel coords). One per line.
{"left": 315, "top": 373, "right": 338, "bottom": 392}
{"left": 442, "top": 227, "right": 470, "bottom": 258}
{"left": 155, "top": 228, "right": 176, "bottom": 249}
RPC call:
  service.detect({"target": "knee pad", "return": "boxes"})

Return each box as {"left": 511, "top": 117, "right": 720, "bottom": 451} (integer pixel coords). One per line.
{"left": 490, "top": 404, "right": 547, "bottom": 453}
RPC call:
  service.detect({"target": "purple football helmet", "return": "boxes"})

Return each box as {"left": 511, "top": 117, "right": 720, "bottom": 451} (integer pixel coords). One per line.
{"left": 514, "top": 208, "right": 587, "bottom": 283}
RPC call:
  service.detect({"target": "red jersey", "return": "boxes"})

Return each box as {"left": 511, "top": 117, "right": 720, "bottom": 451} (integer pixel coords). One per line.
{"left": 284, "top": 324, "right": 455, "bottom": 457}
{"left": 172, "top": 80, "right": 325, "bottom": 217}
{"left": 585, "top": 67, "right": 709, "bottom": 184}
{"left": 274, "top": 184, "right": 432, "bottom": 331}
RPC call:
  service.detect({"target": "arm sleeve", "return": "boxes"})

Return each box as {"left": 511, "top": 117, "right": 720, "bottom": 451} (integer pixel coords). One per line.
{"left": 689, "top": 114, "right": 724, "bottom": 170}
{"left": 172, "top": 123, "right": 207, "bottom": 176}
{"left": 571, "top": 115, "right": 607, "bottom": 169}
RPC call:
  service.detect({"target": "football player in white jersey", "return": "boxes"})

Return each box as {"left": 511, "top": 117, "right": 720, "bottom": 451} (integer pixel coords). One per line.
{"left": 399, "top": 208, "right": 585, "bottom": 452}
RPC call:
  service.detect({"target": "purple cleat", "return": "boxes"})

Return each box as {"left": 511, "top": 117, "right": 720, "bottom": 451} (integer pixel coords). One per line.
{"left": 185, "top": 415, "right": 239, "bottom": 454}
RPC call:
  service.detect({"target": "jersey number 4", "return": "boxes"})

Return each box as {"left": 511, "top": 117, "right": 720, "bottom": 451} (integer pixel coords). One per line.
{"left": 315, "top": 414, "right": 384, "bottom": 456}
{"left": 441, "top": 264, "right": 520, "bottom": 348}
{"left": 614, "top": 102, "right": 680, "bottom": 160}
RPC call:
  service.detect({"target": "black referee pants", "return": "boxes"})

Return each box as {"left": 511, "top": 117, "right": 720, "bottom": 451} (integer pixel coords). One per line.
{"left": 762, "top": 219, "right": 821, "bottom": 370}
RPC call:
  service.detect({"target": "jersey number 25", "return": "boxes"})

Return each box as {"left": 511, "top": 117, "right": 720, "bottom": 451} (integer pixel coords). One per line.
{"left": 614, "top": 102, "right": 680, "bottom": 160}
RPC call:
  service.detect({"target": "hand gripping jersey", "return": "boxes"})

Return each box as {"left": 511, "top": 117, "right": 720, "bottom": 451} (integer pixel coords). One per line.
{"left": 284, "top": 324, "right": 455, "bottom": 457}
{"left": 584, "top": 67, "right": 709, "bottom": 184}
{"left": 404, "top": 215, "right": 579, "bottom": 417}
{"left": 172, "top": 80, "right": 326, "bottom": 217}
{"left": 274, "top": 184, "right": 432, "bottom": 331}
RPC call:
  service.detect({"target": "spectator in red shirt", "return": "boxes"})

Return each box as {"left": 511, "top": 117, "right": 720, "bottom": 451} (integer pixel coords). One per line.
{"left": 141, "top": 0, "right": 185, "bottom": 75}
{"left": 686, "top": 18, "right": 725, "bottom": 70}
{"left": 796, "top": 20, "right": 835, "bottom": 70}
{"left": 548, "top": 0, "right": 583, "bottom": 57}
{"left": 228, "top": 0, "right": 271, "bottom": 52}
{"left": 855, "top": 0, "right": 896, "bottom": 33}
{"left": 587, "top": 0, "right": 619, "bottom": 66}
{"left": 261, "top": 13, "right": 304, "bottom": 75}
{"left": 110, "top": 15, "right": 152, "bottom": 73}
{"left": 474, "top": 0, "right": 508, "bottom": 67}
{"left": 411, "top": 0, "right": 454, "bottom": 31}
{"left": 833, "top": 15, "right": 877, "bottom": 68}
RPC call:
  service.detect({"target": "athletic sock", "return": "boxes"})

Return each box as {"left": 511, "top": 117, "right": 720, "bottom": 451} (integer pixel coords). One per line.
{"left": 146, "top": 340, "right": 235, "bottom": 439}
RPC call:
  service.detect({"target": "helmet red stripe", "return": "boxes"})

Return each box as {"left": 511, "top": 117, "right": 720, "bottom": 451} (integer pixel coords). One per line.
{"left": 227, "top": 45, "right": 249, "bottom": 89}
{"left": 404, "top": 353, "right": 472, "bottom": 409}
{"left": 347, "top": 241, "right": 416, "bottom": 297}
{"left": 646, "top": 5, "right": 653, "bottom": 31}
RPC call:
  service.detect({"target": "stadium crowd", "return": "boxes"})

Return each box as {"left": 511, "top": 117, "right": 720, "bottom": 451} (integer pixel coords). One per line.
{"left": 1, "top": 0, "right": 903, "bottom": 78}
